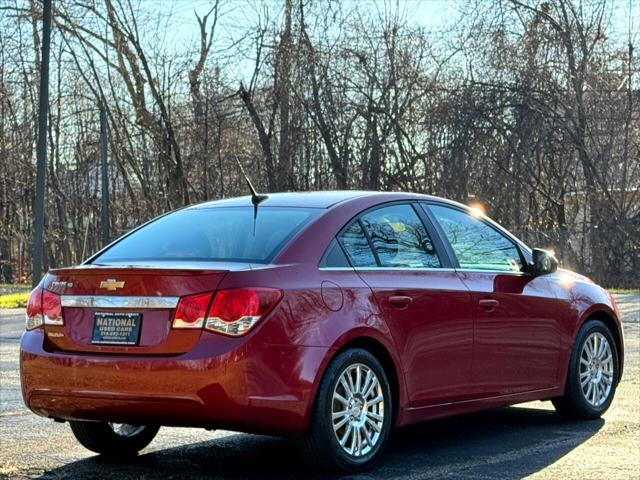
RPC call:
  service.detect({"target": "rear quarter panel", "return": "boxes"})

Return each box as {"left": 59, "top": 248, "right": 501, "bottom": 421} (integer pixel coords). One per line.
{"left": 218, "top": 263, "right": 407, "bottom": 425}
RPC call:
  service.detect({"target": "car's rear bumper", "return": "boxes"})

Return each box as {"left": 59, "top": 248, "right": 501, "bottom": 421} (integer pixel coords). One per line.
{"left": 20, "top": 330, "right": 329, "bottom": 436}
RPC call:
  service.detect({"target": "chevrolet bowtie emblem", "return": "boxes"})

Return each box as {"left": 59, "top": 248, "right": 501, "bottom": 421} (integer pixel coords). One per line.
{"left": 100, "top": 279, "right": 125, "bottom": 291}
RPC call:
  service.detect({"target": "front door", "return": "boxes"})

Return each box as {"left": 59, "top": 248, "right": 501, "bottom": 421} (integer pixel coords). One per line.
{"left": 426, "top": 203, "right": 562, "bottom": 396}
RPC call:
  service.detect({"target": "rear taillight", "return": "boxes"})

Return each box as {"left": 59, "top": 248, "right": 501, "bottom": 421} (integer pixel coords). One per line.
{"left": 43, "top": 290, "right": 63, "bottom": 325}
{"left": 172, "top": 292, "right": 213, "bottom": 329}
{"left": 25, "top": 287, "right": 63, "bottom": 330}
{"left": 25, "top": 286, "right": 44, "bottom": 330}
{"left": 205, "top": 288, "right": 283, "bottom": 336}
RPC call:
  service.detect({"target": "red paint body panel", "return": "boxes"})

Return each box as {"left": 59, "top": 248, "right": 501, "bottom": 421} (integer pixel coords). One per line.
{"left": 21, "top": 325, "right": 329, "bottom": 435}
{"left": 354, "top": 270, "right": 474, "bottom": 407}
{"left": 43, "top": 264, "right": 235, "bottom": 355}
{"left": 19, "top": 192, "right": 624, "bottom": 437}
{"left": 543, "top": 269, "right": 624, "bottom": 383}
{"left": 456, "top": 271, "right": 562, "bottom": 395}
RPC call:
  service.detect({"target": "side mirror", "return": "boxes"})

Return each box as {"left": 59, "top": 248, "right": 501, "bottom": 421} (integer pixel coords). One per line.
{"left": 532, "top": 248, "right": 558, "bottom": 276}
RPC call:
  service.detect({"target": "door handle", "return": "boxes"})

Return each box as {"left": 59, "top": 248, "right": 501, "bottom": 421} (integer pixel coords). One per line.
{"left": 388, "top": 295, "right": 413, "bottom": 307}
{"left": 478, "top": 299, "right": 499, "bottom": 310}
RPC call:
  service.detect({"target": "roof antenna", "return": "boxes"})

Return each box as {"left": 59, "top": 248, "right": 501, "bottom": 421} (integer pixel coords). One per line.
{"left": 234, "top": 157, "right": 268, "bottom": 235}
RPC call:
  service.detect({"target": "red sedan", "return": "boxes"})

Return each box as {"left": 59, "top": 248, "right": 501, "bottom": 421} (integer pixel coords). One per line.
{"left": 20, "top": 191, "right": 623, "bottom": 472}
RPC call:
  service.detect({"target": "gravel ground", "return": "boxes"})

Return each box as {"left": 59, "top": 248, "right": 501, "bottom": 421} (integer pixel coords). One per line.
{"left": 0, "top": 295, "right": 638, "bottom": 480}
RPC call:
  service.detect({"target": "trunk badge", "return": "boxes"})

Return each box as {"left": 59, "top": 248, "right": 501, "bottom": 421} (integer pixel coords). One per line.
{"left": 50, "top": 281, "right": 73, "bottom": 291}
{"left": 100, "top": 279, "right": 125, "bottom": 291}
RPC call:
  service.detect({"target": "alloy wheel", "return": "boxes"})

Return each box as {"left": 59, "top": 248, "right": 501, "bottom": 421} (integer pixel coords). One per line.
{"left": 108, "top": 423, "right": 146, "bottom": 438}
{"left": 579, "top": 332, "right": 614, "bottom": 407}
{"left": 331, "top": 363, "right": 385, "bottom": 457}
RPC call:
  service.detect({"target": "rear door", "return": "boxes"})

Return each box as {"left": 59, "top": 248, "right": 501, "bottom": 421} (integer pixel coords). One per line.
{"left": 337, "top": 202, "right": 474, "bottom": 407}
{"left": 425, "top": 203, "right": 562, "bottom": 396}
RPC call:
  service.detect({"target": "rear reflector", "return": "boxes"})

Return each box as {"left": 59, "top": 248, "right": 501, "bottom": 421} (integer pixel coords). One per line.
{"left": 25, "top": 287, "right": 63, "bottom": 330}
{"left": 205, "top": 288, "right": 283, "bottom": 336}
{"left": 172, "top": 292, "right": 213, "bottom": 329}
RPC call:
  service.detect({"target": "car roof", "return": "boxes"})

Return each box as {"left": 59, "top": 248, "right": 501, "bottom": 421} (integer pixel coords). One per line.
{"left": 189, "top": 190, "right": 447, "bottom": 209}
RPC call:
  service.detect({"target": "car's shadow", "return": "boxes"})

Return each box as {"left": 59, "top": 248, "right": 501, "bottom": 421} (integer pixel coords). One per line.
{"left": 38, "top": 406, "right": 603, "bottom": 480}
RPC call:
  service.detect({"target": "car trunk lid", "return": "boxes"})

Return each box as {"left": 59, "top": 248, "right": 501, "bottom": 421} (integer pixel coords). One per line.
{"left": 41, "top": 262, "right": 247, "bottom": 355}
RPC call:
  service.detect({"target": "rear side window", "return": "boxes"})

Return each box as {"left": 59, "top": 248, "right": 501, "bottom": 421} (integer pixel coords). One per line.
{"left": 429, "top": 205, "right": 522, "bottom": 272}
{"left": 319, "top": 239, "right": 351, "bottom": 268}
{"left": 337, "top": 222, "right": 378, "bottom": 267}
{"left": 332, "top": 203, "right": 442, "bottom": 269}
{"left": 360, "top": 204, "right": 441, "bottom": 268}
{"left": 94, "top": 207, "right": 319, "bottom": 264}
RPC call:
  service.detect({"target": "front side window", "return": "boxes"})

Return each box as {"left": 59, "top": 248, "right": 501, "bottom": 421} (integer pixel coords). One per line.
{"left": 360, "top": 204, "right": 441, "bottom": 268}
{"left": 93, "top": 206, "right": 319, "bottom": 264}
{"left": 429, "top": 205, "right": 522, "bottom": 272}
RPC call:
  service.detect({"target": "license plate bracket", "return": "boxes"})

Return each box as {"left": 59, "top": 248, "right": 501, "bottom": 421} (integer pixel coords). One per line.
{"left": 92, "top": 312, "right": 142, "bottom": 345}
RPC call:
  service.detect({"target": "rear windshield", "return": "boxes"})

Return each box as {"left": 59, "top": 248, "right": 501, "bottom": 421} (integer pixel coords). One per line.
{"left": 93, "top": 206, "right": 319, "bottom": 264}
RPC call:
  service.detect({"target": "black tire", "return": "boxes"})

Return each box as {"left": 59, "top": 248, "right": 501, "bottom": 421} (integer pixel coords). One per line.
{"left": 552, "top": 319, "right": 619, "bottom": 420}
{"left": 69, "top": 421, "right": 159, "bottom": 457}
{"left": 299, "top": 348, "right": 393, "bottom": 473}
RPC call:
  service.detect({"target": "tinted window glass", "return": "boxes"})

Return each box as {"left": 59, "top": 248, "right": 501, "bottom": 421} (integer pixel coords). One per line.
{"left": 320, "top": 239, "right": 351, "bottom": 268}
{"left": 430, "top": 205, "right": 522, "bottom": 272}
{"left": 94, "top": 207, "right": 318, "bottom": 264}
{"left": 360, "top": 204, "right": 441, "bottom": 268}
{"left": 338, "top": 222, "right": 377, "bottom": 267}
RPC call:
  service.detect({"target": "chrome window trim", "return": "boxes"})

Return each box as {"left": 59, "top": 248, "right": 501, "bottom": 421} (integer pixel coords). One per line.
{"left": 319, "top": 267, "right": 456, "bottom": 273}
{"left": 318, "top": 267, "right": 355, "bottom": 271}
{"left": 455, "top": 268, "right": 528, "bottom": 276}
{"left": 61, "top": 296, "right": 179, "bottom": 309}
{"left": 356, "top": 267, "right": 455, "bottom": 272}
{"left": 319, "top": 266, "right": 528, "bottom": 275}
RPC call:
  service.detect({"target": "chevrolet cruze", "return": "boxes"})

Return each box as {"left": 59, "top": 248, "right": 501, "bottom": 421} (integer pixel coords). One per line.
{"left": 20, "top": 191, "right": 623, "bottom": 472}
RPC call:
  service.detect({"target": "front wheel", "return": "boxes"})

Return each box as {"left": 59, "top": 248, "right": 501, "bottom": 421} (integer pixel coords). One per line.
{"left": 553, "top": 319, "right": 619, "bottom": 419}
{"left": 70, "top": 421, "right": 159, "bottom": 457}
{"left": 298, "top": 348, "right": 393, "bottom": 473}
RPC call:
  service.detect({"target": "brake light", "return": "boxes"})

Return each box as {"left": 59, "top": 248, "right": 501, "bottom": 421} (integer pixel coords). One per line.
{"left": 205, "top": 288, "right": 283, "bottom": 336}
{"left": 25, "top": 287, "right": 62, "bottom": 330}
{"left": 43, "top": 290, "right": 63, "bottom": 325}
{"left": 25, "top": 286, "right": 44, "bottom": 330}
{"left": 172, "top": 292, "right": 213, "bottom": 329}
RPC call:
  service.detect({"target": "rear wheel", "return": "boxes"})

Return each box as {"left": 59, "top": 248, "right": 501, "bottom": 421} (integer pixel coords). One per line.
{"left": 553, "top": 319, "right": 618, "bottom": 419}
{"left": 70, "top": 421, "right": 159, "bottom": 457}
{"left": 299, "top": 348, "right": 393, "bottom": 473}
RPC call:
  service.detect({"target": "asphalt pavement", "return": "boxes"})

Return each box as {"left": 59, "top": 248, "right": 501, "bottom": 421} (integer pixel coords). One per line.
{"left": 1, "top": 295, "right": 638, "bottom": 480}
